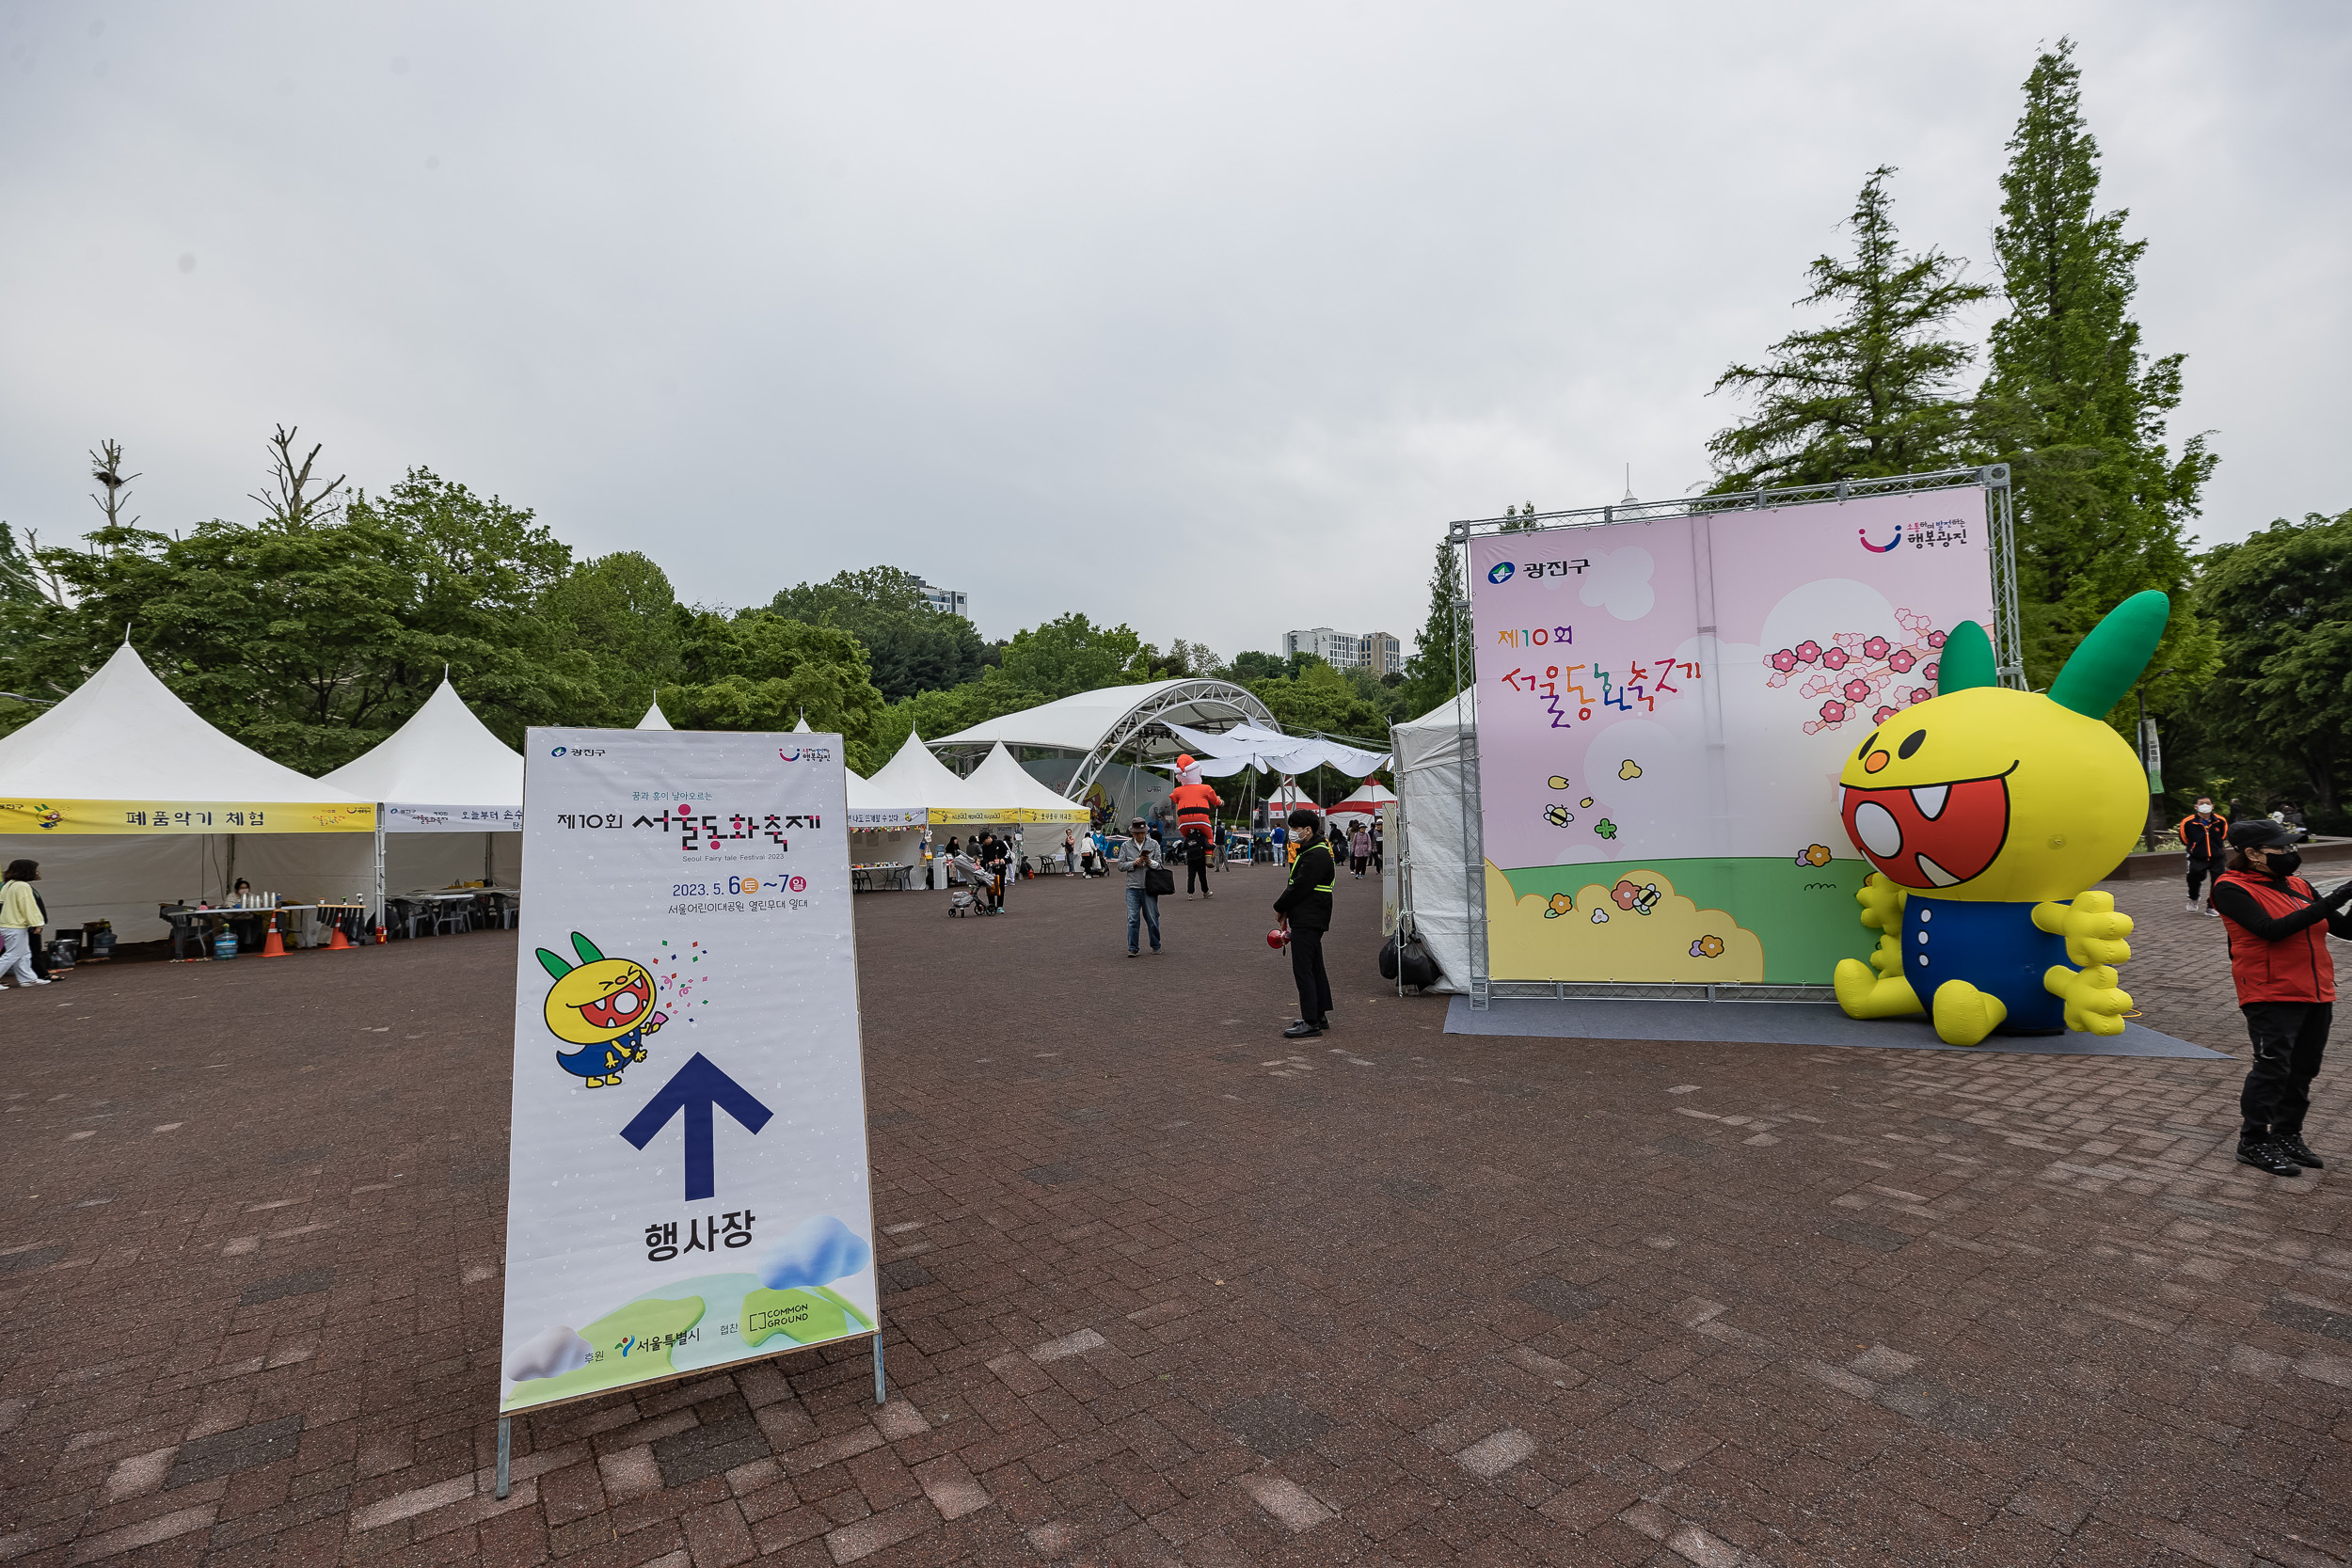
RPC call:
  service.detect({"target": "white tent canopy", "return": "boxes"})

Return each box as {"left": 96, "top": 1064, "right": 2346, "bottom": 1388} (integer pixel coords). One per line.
{"left": 868, "top": 731, "right": 1004, "bottom": 824}
{"left": 637, "top": 702, "right": 674, "bottom": 730}
{"left": 1389, "top": 690, "right": 1473, "bottom": 993}
{"left": 1326, "top": 782, "right": 1400, "bottom": 818}
{"left": 0, "top": 643, "right": 368, "bottom": 804}
{"left": 965, "top": 742, "right": 1089, "bottom": 823}
{"left": 318, "top": 677, "right": 523, "bottom": 832}
{"left": 1165, "top": 719, "right": 1391, "bottom": 780}
{"left": 0, "top": 643, "right": 374, "bottom": 942}
{"left": 316, "top": 676, "right": 524, "bottom": 895}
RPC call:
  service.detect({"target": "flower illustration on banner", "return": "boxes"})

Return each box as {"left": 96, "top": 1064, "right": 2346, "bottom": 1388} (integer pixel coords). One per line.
{"left": 1689, "top": 935, "right": 1725, "bottom": 958}
{"left": 1543, "top": 894, "right": 1575, "bottom": 919}
{"left": 1771, "top": 609, "right": 1952, "bottom": 736}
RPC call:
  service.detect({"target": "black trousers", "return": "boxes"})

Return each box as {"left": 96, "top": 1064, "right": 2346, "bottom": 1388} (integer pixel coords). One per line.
{"left": 1289, "top": 923, "right": 1332, "bottom": 1024}
{"left": 1186, "top": 861, "right": 1210, "bottom": 893}
{"left": 2187, "top": 856, "right": 2217, "bottom": 899}
{"left": 2240, "top": 1000, "right": 2331, "bottom": 1138}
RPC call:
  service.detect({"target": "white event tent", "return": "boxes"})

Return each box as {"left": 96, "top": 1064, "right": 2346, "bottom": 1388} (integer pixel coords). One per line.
{"left": 317, "top": 677, "right": 525, "bottom": 896}
{"left": 1386, "top": 691, "right": 1473, "bottom": 993}
{"left": 0, "top": 644, "right": 375, "bottom": 942}
{"left": 637, "top": 701, "right": 674, "bottom": 730}
{"left": 966, "top": 742, "right": 1089, "bottom": 826}
{"left": 1326, "top": 782, "right": 1400, "bottom": 819}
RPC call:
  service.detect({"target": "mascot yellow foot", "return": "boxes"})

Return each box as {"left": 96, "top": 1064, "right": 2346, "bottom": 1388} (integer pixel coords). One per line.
{"left": 1931, "top": 980, "right": 2008, "bottom": 1046}
{"left": 1834, "top": 957, "right": 1923, "bottom": 1019}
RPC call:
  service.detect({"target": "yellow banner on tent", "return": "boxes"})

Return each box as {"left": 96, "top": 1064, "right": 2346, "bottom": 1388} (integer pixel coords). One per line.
{"left": 1021, "top": 807, "right": 1090, "bottom": 824}
{"left": 926, "top": 806, "right": 1023, "bottom": 825}
{"left": 0, "top": 799, "right": 378, "bottom": 834}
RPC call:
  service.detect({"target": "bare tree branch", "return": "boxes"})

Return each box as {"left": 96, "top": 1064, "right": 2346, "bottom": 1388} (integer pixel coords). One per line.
{"left": 87, "top": 438, "right": 142, "bottom": 531}
{"left": 250, "top": 423, "right": 347, "bottom": 531}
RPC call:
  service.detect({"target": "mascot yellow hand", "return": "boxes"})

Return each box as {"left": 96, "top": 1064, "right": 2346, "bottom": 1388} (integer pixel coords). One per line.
{"left": 1834, "top": 872, "right": 1924, "bottom": 1019}
{"left": 2043, "top": 961, "right": 2133, "bottom": 1036}
{"left": 2031, "top": 890, "right": 2134, "bottom": 969}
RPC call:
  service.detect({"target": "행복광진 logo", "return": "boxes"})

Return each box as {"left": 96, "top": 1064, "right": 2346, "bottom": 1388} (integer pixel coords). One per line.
{"left": 1858, "top": 527, "right": 1900, "bottom": 554}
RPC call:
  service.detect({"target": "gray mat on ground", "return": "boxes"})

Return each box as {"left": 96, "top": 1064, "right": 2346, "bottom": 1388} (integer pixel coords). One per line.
{"left": 1443, "top": 995, "right": 2227, "bottom": 1058}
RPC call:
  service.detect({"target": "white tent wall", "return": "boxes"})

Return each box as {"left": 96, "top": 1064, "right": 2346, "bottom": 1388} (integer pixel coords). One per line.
{"left": 386, "top": 832, "right": 521, "bottom": 892}
{"left": 0, "top": 833, "right": 213, "bottom": 942}
{"left": 230, "top": 833, "right": 378, "bottom": 908}
{"left": 852, "top": 827, "right": 925, "bottom": 879}
{"left": 1391, "top": 692, "right": 1474, "bottom": 995}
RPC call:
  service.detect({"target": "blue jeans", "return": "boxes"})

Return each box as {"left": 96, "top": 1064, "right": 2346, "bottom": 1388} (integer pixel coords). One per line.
{"left": 1125, "top": 886, "right": 1160, "bottom": 952}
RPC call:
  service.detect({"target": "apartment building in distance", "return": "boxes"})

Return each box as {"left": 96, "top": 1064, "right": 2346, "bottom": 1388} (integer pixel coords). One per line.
{"left": 915, "top": 580, "right": 968, "bottom": 619}
{"left": 1282, "top": 627, "right": 1403, "bottom": 676}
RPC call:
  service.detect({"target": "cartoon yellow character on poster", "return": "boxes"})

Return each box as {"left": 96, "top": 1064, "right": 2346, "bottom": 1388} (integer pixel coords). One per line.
{"left": 538, "top": 931, "right": 667, "bottom": 1086}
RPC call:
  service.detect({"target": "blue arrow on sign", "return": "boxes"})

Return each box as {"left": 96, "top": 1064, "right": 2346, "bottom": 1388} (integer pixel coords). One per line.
{"left": 618, "top": 1053, "right": 774, "bottom": 1201}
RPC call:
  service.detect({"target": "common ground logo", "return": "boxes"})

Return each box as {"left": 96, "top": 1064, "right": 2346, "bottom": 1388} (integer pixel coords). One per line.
{"left": 1487, "top": 562, "right": 1515, "bottom": 584}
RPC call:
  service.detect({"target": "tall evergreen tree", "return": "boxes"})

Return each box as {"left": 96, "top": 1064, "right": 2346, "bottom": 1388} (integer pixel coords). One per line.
{"left": 1400, "top": 538, "right": 1467, "bottom": 719}
{"left": 1979, "top": 38, "right": 2217, "bottom": 705}
{"left": 1706, "top": 167, "right": 1989, "bottom": 492}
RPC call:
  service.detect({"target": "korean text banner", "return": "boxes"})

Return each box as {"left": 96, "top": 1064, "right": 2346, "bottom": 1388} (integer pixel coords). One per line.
{"left": 1467, "top": 487, "right": 1994, "bottom": 985}
{"left": 0, "top": 799, "right": 375, "bottom": 834}
{"left": 383, "top": 803, "right": 524, "bottom": 832}
{"left": 499, "top": 729, "right": 877, "bottom": 1415}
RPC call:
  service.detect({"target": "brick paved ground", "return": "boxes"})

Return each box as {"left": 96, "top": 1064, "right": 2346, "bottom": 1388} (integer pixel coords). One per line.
{"left": 6, "top": 862, "right": 2351, "bottom": 1567}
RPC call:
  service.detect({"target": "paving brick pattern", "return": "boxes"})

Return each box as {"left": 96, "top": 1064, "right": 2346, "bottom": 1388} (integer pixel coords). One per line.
{"left": 5, "top": 864, "right": 2350, "bottom": 1566}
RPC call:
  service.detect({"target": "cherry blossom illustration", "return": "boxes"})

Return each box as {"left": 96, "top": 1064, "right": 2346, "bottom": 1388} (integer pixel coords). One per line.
{"left": 1765, "top": 609, "right": 1950, "bottom": 736}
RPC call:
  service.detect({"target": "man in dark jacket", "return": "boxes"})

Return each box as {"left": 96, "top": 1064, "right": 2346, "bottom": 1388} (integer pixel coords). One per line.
{"left": 977, "top": 831, "right": 1009, "bottom": 913}
{"left": 2178, "top": 798, "right": 2228, "bottom": 916}
{"left": 1273, "top": 809, "right": 1336, "bottom": 1038}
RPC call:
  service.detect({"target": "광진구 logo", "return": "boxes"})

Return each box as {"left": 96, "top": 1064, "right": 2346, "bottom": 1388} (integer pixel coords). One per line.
{"left": 1487, "top": 562, "right": 1515, "bottom": 584}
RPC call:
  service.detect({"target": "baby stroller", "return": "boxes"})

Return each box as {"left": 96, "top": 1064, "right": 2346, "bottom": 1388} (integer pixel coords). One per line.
{"left": 945, "top": 851, "right": 994, "bottom": 916}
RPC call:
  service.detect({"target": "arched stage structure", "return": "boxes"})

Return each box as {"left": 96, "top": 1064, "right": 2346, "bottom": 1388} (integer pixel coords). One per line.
{"left": 930, "top": 678, "right": 1279, "bottom": 822}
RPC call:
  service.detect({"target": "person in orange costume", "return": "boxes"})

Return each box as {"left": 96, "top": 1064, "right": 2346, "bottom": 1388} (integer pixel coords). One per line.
{"left": 1168, "top": 755, "right": 1224, "bottom": 883}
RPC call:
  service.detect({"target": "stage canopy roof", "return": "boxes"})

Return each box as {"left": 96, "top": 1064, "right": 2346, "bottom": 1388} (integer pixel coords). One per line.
{"left": 637, "top": 701, "right": 673, "bottom": 730}
{"left": 317, "top": 677, "right": 523, "bottom": 832}
{"left": 0, "top": 643, "right": 372, "bottom": 833}
{"left": 930, "top": 678, "right": 1279, "bottom": 805}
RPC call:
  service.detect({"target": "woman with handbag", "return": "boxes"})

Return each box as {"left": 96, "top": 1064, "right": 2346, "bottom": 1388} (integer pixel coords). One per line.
{"left": 1116, "top": 817, "right": 1168, "bottom": 957}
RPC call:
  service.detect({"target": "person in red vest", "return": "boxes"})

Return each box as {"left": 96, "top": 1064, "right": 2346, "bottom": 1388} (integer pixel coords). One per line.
{"left": 2211, "top": 818, "right": 2352, "bottom": 1176}
{"left": 2177, "top": 795, "right": 2229, "bottom": 916}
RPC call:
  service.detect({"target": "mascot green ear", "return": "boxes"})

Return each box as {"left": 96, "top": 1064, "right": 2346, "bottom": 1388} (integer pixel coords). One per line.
{"left": 2047, "top": 591, "right": 2170, "bottom": 720}
{"left": 535, "top": 947, "right": 573, "bottom": 980}
{"left": 1935, "top": 621, "right": 1997, "bottom": 694}
{"left": 570, "top": 931, "right": 606, "bottom": 966}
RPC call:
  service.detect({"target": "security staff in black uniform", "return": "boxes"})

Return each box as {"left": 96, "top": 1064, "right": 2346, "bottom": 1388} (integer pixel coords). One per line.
{"left": 1273, "top": 808, "right": 1336, "bottom": 1038}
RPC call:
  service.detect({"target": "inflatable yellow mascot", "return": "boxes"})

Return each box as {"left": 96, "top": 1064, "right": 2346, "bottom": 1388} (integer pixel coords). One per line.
{"left": 1833, "top": 591, "right": 2167, "bottom": 1045}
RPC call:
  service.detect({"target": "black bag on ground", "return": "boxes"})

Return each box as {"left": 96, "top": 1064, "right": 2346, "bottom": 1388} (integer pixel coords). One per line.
{"left": 1378, "top": 931, "right": 1401, "bottom": 980}
{"left": 1398, "top": 928, "right": 1440, "bottom": 990}
{"left": 1144, "top": 865, "right": 1175, "bottom": 896}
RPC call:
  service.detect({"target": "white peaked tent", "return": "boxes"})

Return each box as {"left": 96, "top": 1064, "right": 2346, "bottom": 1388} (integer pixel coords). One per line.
{"left": 966, "top": 742, "right": 1089, "bottom": 824}
{"left": 0, "top": 643, "right": 374, "bottom": 942}
{"left": 1326, "top": 781, "right": 1400, "bottom": 818}
{"left": 792, "top": 715, "right": 813, "bottom": 733}
{"left": 637, "top": 701, "right": 674, "bottom": 730}
{"left": 318, "top": 678, "right": 525, "bottom": 895}
{"left": 869, "top": 731, "right": 1004, "bottom": 825}
{"left": 1389, "top": 691, "right": 1473, "bottom": 993}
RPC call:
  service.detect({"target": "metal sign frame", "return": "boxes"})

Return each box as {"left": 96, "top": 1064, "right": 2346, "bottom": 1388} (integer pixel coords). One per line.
{"left": 1445, "top": 465, "right": 2016, "bottom": 1009}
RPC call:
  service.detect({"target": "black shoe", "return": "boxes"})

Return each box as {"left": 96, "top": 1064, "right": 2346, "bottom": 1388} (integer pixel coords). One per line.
{"left": 2238, "top": 1140, "right": 2303, "bottom": 1177}
{"left": 2276, "top": 1133, "right": 2327, "bottom": 1169}
{"left": 1282, "top": 1021, "right": 1323, "bottom": 1038}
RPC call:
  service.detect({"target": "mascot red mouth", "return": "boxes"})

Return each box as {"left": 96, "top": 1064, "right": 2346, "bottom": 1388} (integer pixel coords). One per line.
{"left": 1839, "top": 768, "right": 2013, "bottom": 889}
{"left": 577, "top": 974, "right": 651, "bottom": 1030}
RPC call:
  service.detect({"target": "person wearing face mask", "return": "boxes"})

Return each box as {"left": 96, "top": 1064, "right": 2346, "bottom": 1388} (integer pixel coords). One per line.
{"left": 2210, "top": 818, "right": 2352, "bottom": 1177}
{"left": 2177, "top": 796, "right": 2229, "bottom": 916}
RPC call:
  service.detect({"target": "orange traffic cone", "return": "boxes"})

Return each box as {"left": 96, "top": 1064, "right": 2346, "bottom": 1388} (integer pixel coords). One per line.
{"left": 326, "top": 918, "right": 353, "bottom": 950}
{"left": 261, "top": 916, "right": 287, "bottom": 958}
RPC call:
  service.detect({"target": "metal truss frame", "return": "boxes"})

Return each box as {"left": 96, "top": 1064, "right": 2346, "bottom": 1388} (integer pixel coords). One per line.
{"left": 1444, "top": 466, "right": 2018, "bottom": 1008}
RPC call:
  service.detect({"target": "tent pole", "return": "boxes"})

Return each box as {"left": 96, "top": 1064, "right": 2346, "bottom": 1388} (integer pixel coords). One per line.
{"left": 373, "top": 812, "right": 386, "bottom": 939}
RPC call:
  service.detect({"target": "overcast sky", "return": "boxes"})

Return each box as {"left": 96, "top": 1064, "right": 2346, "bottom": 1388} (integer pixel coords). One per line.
{"left": 3, "top": 3, "right": 2345, "bottom": 660}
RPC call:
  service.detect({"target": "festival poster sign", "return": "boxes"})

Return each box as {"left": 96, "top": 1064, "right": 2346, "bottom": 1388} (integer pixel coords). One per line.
{"left": 499, "top": 729, "right": 878, "bottom": 1415}
{"left": 1468, "top": 487, "right": 1993, "bottom": 984}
